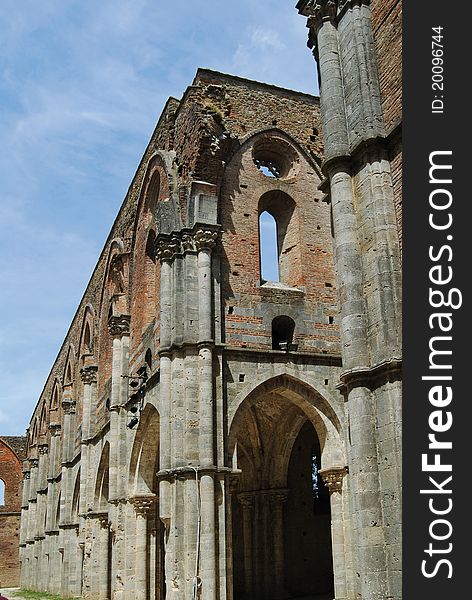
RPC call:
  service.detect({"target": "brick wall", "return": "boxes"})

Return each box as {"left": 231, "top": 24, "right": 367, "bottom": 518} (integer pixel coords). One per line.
{"left": 0, "top": 437, "right": 25, "bottom": 587}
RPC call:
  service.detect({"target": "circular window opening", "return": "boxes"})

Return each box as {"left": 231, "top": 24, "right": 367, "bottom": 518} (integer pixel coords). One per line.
{"left": 252, "top": 137, "right": 299, "bottom": 180}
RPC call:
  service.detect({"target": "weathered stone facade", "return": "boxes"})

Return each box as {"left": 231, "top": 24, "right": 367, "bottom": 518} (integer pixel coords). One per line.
{"left": 19, "top": 2, "right": 402, "bottom": 599}
{"left": 0, "top": 436, "right": 26, "bottom": 587}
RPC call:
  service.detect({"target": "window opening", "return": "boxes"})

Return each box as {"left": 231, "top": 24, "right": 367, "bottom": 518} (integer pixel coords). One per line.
{"left": 259, "top": 211, "right": 279, "bottom": 282}
{"left": 0, "top": 479, "right": 5, "bottom": 506}
{"left": 145, "top": 349, "right": 152, "bottom": 370}
{"left": 255, "top": 157, "right": 281, "bottom": 178}
{"left": 271, "top": 315, "right": 295, "bottom": 350}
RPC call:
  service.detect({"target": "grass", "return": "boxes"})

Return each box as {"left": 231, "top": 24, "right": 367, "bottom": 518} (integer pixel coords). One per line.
{"left": 17, "top": 591, "right": 67, "bottom": 600}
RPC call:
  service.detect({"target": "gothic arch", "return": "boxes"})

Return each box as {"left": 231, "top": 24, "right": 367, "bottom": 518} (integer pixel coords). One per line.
{"left": 128, "top": 403, "right": 160, "bottom": 496}
{"left": 229, "top": 373, "right": 342, "bottom": 600}
{"left": 229, "top": 372, "right": 344, "bottom": 466}
{"left": 63, "top": 344, "right": 76, "bottom": 387}
{"left": 230, "top": 127, "right": 323, "bottom": 181}
{"left": 94, "top": 442, "right": 110, "bottom": 511}
{"left": 79, "top": 304, "right": 96, "bottom": 364}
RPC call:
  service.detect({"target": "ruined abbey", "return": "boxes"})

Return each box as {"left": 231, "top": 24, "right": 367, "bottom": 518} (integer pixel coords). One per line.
{"left": 17, "top": 1, "right": 402, "bottom": 599}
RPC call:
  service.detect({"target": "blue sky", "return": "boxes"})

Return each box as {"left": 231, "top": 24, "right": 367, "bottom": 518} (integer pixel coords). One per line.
{"left": 0, "top": 0, "right": 318, "bottom": 435}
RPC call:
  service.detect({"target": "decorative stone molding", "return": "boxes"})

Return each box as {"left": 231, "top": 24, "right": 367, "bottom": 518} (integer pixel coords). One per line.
{"left": 23, "top": 470, "right": 31, "bottom": 480}
{"left": 319, "top": 466, "right": 348, "bottom": 494}
{"left": 29, "top": 458, "right": 39, "bottom": 469}
{"left": 107, "top": 314, "right": 131, "bottom": 337}
{"left": 194, "top": 228, "right": 218, "bottom": 252}
{"left": 337, "top": 358, "right": 402, "bottom": 396}
{"left": 80, "top": 365, "right": 98, "bottom": 385}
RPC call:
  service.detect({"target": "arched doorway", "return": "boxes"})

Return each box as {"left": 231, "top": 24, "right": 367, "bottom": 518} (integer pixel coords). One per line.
{"left": 128, "top": 404, "right": 165, "bottom": 600}
{"left": 230, "top": 377, "right": 341, "bottom": 600}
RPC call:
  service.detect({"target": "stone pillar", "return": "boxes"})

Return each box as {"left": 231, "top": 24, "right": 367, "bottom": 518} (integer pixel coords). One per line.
{"left": 156, "top": 238, "right": 175, "bottom": 599}
{"left": 195, "top": 228, "right": 218, "bottom": 600}
{"left": 320, "top": 467, "right": 349, "bottom": 600}
{"left": 80, "top": 365, "right": 98, "bottom": 514}
{"left": 88, "top": 513, "right": 111, "bottom": 600}
{"left": 297, "top": 2, "right": 402, "bottom": 598}
{"left": 131, "top": 496, "right": 156, "bottom": 600}
{"left": 237, "top": 493, "right": 255, "bottom": 599}
{"left": 107, "top": 315, "right": 130, "bottom": 600}
{"left": 269, "top": 490, "right": 289, "bottom": 598}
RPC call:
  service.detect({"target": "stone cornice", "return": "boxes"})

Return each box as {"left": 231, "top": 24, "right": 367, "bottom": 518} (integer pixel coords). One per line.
{"left": 157, "top": 465, "right": 233, "bottom": 482}
{"left": 337, "top": 358, "right": 402, "bottom": 395}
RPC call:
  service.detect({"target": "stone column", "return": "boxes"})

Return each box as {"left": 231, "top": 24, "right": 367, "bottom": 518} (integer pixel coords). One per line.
{"left": 61, "top": 399, "right": 76, "bottom": 526}
{"left": 156, "top": 237, "right": 176, "bottom": 598}
{"left": 80, "top": 365, "right": 98, "bottom": 513}
{"left": 297, "top": 3, "right": 402, "bottom": 599}
{"left": 269, "top": 490, "right": 289, "bottom": 599}
{"left": 28, "top": 458, "right": 39, "bottom": 542}
{"left": 131, "top": 496, "right": 156, "bottom": 600}
{"left": 237, "top": 493, "right": 255, "bottom": 598}
{"left": 89, "top": 513, "right": 111, "bottom": 600}
{"left": 320, "top": 467, "right": 349, "bottom": 600}
{"left": 195, "top": 228, "right": 218, "bottom": 600}
{"left": 156, "top": 239, "right": 174, "bottom": 521}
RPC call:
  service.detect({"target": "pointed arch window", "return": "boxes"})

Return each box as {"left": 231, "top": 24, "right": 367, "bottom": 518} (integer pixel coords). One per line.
{"left": 259, "top": 211, "right": 280, "bottom": 282}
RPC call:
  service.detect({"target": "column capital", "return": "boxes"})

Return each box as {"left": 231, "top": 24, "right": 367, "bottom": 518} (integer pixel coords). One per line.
{"left": 38, "top": 443, "right": 49, "bottom": 456}
{"left": 80, "top": 365, "right": 98, "bottom": 385}
{"left": 267, "top": 489, "right": 289, "bottom": 506}
{"left": 156, "top": 235, "right": 181, "bottom": 262}
{"left": 23, "top": 470, "right": 31, "bottom": 480}
{"left": 107, "top": 314, "right": 131, "bottom": 337}
{"left": 29, "top": 458, "right": 39, "bottom": 469}
{"left": 194, "top": 228, "right": 219, "bottom": 252}
{"left": 319, "top": 466, "right": 348, "bottom": 493}
{"left": 48, "top": 422, "right": 62, "bottom": 436}
{"left": 130, "top": 494, "right": 157, "bottom": 516}
{"left": 237, "top": 492, "right": 255, "bottom": 509}
{"left": 62, "top": 398, "right": 76, "bottom": 415}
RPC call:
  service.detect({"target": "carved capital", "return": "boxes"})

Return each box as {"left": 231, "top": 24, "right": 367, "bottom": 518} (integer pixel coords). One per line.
{"left": 80, "top": 365, "right": 98, "bottom": 385}
{"left": 156, "top": 236, "right": 180, "bottom": 262}
{"left": 38, "top": 444, "right": 49, "bottom": 456}
{"left": 228, "top": 474, "right": 240, "bottom": 495}
{"left": 319, "top": 466, "right": 348, "bottom": 494}
{"left": 194, "top": 228, "right": 218, "bottom": 252}
{"left": 107, "top": 314, "right": 131, "bottom": 337}
{"left": 48, "top": 423, "right": 62, "bottom": 436}
{"left": 268, "top": 489, "right": 289, "bottom": 507}
{"left": 237, "top": 492, "right": 255, "bottom": 509}
{"left": 29, "top": 458, "right": 39, "bottom": 469}
{"left": 62, "top": 399, "right": 76, "bottom": 415}
{"left": 181, "top": 232, "right": 196, "bottom": 252}
{"left": 130, "top": 495, "right": 156, "bottom": 516}
{"left": 23, "top": 470, "right": 31, "bottom": 480}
